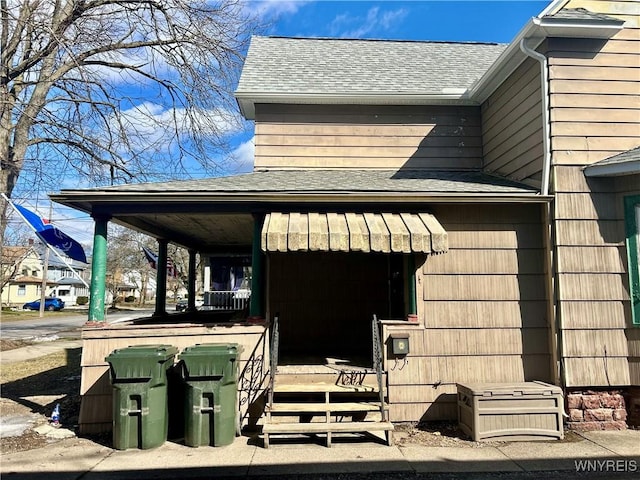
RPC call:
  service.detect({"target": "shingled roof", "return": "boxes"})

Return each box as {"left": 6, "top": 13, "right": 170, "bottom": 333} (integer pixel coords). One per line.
{"left": 235, "top": 36, "right": 507, "bottom": 116}
{"left": 62, "top": 170, "right": 537, "bottom": 195}
{"left": 584, "top": 146, "right": 640, "bottom": 177}
{"left": 543, "top": 7, "right": 620, "bottom": 22}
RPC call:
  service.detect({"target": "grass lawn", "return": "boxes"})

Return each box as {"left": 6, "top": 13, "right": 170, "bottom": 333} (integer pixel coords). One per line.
{"left": 0, "top": 308, "right": 87, "bottom": 322}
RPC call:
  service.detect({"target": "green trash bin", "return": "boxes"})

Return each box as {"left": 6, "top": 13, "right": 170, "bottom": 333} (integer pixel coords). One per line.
{"left": 105, "top": 344, "right": 178, "bottom": 450}
{"left": 179, "top": 343, "right": 242, "bottom": 447}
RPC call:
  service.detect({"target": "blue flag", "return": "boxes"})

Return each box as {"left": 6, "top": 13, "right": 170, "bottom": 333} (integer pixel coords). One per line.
{"left": 13, "top": 203, "right": 88, "bottom": 264}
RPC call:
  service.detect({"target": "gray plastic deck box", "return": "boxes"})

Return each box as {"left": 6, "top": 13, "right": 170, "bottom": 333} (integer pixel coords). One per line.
{"left": 457, "top": 381, "right": 564, "bottom": 441}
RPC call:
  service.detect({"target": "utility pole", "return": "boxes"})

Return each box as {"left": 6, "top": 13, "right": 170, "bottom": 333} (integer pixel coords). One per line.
{"left": 38, "top": 203, "right": 53, "bottom": 318}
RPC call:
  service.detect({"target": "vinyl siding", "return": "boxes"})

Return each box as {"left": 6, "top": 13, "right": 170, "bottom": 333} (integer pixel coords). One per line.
{"left": 384, "top": 204, "right": 552, "bottom": 422}
{"left": 481, "top": 58, "right": 544, "bottom": 186}
{"left": 549, "top": 1, "right": 639, "bottom": 388}
{"left": 254, "top": 104, "right": 483, "bottom": 170}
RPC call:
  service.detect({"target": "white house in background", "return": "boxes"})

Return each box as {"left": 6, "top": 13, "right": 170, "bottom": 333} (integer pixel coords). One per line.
{"left": 48, "top": 277, "right": 89, "bottom": 306}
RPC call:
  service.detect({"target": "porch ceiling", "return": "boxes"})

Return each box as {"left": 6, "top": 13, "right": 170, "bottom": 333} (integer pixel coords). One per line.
{"left": 262, "top": 212, "right": 448, "bottom": 254}
{"left": 111, "top": 212, "right": 256, "bottom": 253}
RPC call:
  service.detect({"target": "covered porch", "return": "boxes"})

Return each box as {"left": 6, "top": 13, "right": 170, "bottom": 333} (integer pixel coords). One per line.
{"left": 50, "top": 169, "right": 542, "bottom": 436}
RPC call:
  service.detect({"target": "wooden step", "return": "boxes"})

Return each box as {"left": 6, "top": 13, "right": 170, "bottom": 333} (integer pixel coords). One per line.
{"left": 273, "top": 382, "right": 379, "bottom": 393}
{"left": 267, "top": 401, "right": 386, "bottom": 413}
{"left": 274, "top": 372, "right": 383, "bottom": 386}
{"left": 262, "top": 421, "right": 395, "bottom": 448}
{"left": 262, "top": 421, "right": 394, "bottom": 434}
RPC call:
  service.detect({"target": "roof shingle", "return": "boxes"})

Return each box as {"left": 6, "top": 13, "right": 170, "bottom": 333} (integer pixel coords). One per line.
{"left": 236, "top": 36, "right": 507, "bottom": 97}
{"left": 73, "top": 170, "right": 538, "bottom": 195}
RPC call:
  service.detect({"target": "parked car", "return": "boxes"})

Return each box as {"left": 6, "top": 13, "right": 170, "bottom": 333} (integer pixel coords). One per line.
{"left": 23, "top": 297, "right": 65, "bottom": 311}
{"left": 175, "top": 298, "right": 204, "bottom": 311}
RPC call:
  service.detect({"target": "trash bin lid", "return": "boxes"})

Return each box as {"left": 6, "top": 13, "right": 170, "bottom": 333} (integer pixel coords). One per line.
{"left": 106, "top": 344, "right": 179, "bottom": 362}
{"left": 179, "top": 343, "right": 242, "bottom": 358}
{"left": 457, "top": 381, "right": 562, "bottom": 397}
{"left": 179, "top": 343, "right": 243, "bottom": 378}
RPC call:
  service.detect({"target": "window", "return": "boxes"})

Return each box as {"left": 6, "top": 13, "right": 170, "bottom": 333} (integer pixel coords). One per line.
{"left": 387, "top": 255, "right": 417, "bottom": 320}
{"left": 625, "top": 195, "right": 640, "bottom": 326}
{"left": 17, "top": 285, "right": 26, "bottom": 296}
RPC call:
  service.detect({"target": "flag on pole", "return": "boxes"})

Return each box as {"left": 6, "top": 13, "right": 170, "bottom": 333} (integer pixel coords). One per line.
{"left": 142, "top": 245, "right": 158, "bottom": 269}
{"left": 12, "top": 203, "right": 88, "bottom": 264}
{"left": 142, "top": 246, "right": 179, "bottom": 278}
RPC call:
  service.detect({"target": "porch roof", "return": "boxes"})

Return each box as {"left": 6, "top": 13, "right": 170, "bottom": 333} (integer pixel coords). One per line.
{"left": 583, "top": 146, "right": 640, "bottom": 177}
{"left": 262, "top": 212, "right": 447, "bottom": 254}
{"left": 50, "top": 169, "right": 544, "bottom": 252}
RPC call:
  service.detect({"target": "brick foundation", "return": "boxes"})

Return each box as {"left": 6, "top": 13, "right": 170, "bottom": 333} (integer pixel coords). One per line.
{"left": 565, "top": 389, "right": 628, "bottom": 431}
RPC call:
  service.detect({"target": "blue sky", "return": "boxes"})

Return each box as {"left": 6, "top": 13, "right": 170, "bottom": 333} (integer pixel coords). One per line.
{"left": 10, "top": 0, "right": 552, "bottom": 247}
{"left": 266, "top": 1, "right": 548, "bottom": 43}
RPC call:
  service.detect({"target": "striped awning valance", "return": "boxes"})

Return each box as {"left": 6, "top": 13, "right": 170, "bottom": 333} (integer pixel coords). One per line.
{"left": 261, "top": 212, "right": 448, "bottom": 254}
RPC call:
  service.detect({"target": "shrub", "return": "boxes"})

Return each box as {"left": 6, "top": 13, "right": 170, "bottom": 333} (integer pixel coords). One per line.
{"left": 76, "top": 296, "right": 89, "bottom": 305}
{"left": 125, "top": 295, "right": 136, "bottom": 303}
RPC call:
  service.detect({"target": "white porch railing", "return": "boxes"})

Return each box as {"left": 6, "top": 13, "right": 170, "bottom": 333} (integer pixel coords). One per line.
{"left": 202, "top": 290, "right": 250, "bottom": 311}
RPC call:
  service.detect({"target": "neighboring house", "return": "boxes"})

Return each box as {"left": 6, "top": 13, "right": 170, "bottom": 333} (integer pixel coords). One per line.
{"left": 2, "top": 275, "right": 57, "bottom": 307}
{"left": 52, "top": 0, "right": 639, "bottom": 436}
{"left": 1, "top": 246, "right": 51, "bottom": 307}
{"left": 49, "top": 277, "right": 89, "bottom": 306}
{"left": 1, "top": 244, "right": 89, "bottom": 307}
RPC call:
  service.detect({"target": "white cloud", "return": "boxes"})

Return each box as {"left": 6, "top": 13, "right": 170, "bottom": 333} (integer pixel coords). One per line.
{"left": 227, "top": 137, "right": 255, "bottom": 173}
{"left": 246, "top": 0, "right": 312, "bottom": 17}
{"left": 329, "top": 6, "right": 408, "bottom": 38}
{"left": 113, "top": 102, "right": 242, "bottom": 153}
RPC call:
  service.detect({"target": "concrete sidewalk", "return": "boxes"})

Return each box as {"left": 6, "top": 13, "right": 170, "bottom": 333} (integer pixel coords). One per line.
{"left": 0, "top": 340, "right": 82, "bottom": 364}
{"left": 1, "top": 430, "right": 639, "bottom": 480}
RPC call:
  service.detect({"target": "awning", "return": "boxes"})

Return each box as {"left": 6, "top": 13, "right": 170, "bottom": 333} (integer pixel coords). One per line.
{"left": 261, "top": 212, "right": 448, "bottom": 254}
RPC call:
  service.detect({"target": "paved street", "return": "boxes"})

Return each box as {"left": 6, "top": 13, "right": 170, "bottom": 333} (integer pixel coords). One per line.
{"left": 0, "top": 308, "right": 155, "bottom": 340}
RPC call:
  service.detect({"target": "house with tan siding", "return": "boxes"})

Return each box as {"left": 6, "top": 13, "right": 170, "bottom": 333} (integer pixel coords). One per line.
{"left": 52, "top": 0, "right": 639, "bottom": 441}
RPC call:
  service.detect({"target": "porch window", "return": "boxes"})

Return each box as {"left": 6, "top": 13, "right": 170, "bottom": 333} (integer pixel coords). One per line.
{"left": 17, "top": 285, "right": 26, "bottom": 296}
{"left": 388, "top": 254, "right": 417, "bottom": 320}
{"left": 625, "top": 195, "right": 640, "bottom": 326}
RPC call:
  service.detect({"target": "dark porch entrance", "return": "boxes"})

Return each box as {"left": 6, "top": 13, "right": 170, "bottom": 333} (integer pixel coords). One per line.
{"left": 268, "top": 251, "right": 402, "bottom": 366}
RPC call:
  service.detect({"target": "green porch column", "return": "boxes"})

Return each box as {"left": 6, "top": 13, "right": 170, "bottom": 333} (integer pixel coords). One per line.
{"left": 250, "top": 214, "right": 265, "bottom": 318}
{"left": 187, "top": 249, "right": 197, "bottom": 312}
{"left": 88, "top": 215, "right": 109, "bottom": 322}
{"left": 407, "top": 255, "right": 417, "bottom": 315}
{"left": 154, "top": 239, "right": 168, "bottom": 316}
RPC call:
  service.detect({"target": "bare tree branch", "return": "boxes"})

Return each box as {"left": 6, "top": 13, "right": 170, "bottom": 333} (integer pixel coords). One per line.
{"left": 1, "top": 0, "right": 262, "bottom": 239}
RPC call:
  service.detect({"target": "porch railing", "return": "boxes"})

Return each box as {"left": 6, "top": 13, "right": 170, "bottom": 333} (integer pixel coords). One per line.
{"left": 202, "top": 290, "right": 250, "bottom": 310}
{"left": 371, "top": 314, "right": 387, "bottom": 421}
{"left": 268, "top": 315, "right": 280, "bottom": 411}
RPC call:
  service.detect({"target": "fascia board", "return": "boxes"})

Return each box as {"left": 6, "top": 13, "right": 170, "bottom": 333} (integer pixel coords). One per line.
{"left": 52, "top": 191, "right": 550, "bottom": 209}
{"left": 538, "top": 0, "right": 570, "bottom": 18}
{"left": 469, "top": 17, "right": 623, "bottom": 104}
{"left": 468, "top": 20, "right": 542, "bottom": 104}
{"left": 583, "top": 160, "right": 640, "bottom": 177}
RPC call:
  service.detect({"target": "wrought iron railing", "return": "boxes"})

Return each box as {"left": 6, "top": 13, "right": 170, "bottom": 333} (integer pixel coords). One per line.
{"left": 268, "top": 315, "right": 280, "bottom": 410}
{"left": 371, "top": 314, "right": 387, "bottom": 421}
